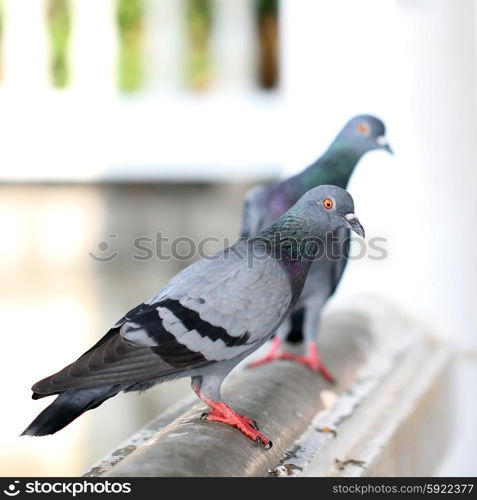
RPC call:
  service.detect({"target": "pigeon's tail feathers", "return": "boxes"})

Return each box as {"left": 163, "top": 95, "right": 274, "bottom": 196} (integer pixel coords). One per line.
{"left": 21, "top": 386, "right": 121, "bottom": 437}
{"left": 286, "top": 308, "right": 305, "bottom": 344}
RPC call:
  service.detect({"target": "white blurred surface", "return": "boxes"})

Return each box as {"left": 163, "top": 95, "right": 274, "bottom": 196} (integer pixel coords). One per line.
{"left": 280, "top": 0, "right": 477, "bottom": 475}
{"left": 1, "top": 0, "right": 476, "bottom": 476}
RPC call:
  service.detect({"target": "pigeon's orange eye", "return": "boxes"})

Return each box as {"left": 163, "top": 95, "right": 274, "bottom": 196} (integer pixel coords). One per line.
{"left": 323, "top": 198, "right": 334, "bottom": 210}
{"left": 357, "top": 122, "right": 370, "bottom": 135}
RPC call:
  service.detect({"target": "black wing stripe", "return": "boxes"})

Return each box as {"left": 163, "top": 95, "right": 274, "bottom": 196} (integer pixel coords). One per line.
{"left": 120, "top": 307, "right": 211, "bottom": 367}
{"left": 151, "top": 327, "right": 209, "bottom": 368}
{"left": 157, "top": 298, "right": 250, "bottom": 347}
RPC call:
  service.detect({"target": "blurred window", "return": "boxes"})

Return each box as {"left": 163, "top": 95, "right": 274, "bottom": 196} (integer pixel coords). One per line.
{"left": 0, "top": 0, "right": 280, "bottom": 93}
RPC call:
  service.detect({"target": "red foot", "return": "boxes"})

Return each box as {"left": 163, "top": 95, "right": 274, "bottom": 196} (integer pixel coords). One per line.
{"left": 281, "top": 344, "right": 335, "bottom": 382}
{"left": 248, "top": 337, "right": 283, "bottom": 368}
{"left": 192, "top": 385, "right": 272, "bottom": 449}
{"left": 201, "top": 403, "right": 272, "bottom": 448}
{"left": 249, "top": 340, "right": 334, "bottom": 382}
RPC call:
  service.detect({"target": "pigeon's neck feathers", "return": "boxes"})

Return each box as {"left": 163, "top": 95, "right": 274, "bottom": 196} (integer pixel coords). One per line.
{"left": 301, "top": 137, "right": 364, "bottom": 189}
{"left": 324, "top": 135, "right": 367, "bottom": 163}
{"left": 257, "top": 210, "right": 313, "bottom": 248}
{"left": 254, "top": 210, "right": 318, "bottom": 296}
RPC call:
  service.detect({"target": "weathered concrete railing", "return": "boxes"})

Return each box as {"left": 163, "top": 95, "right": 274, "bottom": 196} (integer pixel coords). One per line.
{"left": 84, "top": 297, "right": 452, "bottom": 477}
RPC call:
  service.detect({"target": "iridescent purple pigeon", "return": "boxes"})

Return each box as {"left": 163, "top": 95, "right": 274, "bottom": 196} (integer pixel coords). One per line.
{"left": 243, "top": 115, "right": 391, "bottom": 380}
{"left": 22, "top": 186, "right": 364, "bottom": 447}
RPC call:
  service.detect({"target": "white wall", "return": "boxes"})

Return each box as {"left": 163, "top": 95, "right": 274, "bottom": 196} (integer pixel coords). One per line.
{"left": 281, "top": 0, "right": 477, "bottom": 345}
{"left": 2, "top": 0, "right": 476, "bottom": 476}
{"left": 280, "top": 0, "right": 477, "bottom": 474}
{"left": 0, "top": 0, "right": 282, "bottom": 183}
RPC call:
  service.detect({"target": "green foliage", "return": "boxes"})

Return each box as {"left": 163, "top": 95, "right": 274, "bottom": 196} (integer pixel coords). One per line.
{"left": 255, "top": 0, "right": 279, "bottom": 89}
{"left": 47, "top": 0, "right": 71, "bottom": 88}
{"left": 256, "top": 0, "right": 278, "bottom": 15}
{"left": 116, "top": 0, "right": 144, "bottom": 93}
{"left": 185, "top": 0, "right": 213, "bottom": 90}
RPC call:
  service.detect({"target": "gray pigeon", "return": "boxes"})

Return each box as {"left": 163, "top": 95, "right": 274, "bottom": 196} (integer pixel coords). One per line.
{"left": 22, "top": 185, "right": 364, "bottom": 447}
{"left": 244, "top": 115, "right": 391, "bottom": 380}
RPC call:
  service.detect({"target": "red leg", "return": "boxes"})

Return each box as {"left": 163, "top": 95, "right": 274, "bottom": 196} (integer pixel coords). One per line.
{"left": 281, "top": 343, "right": 335, "bottom": 382}
{"left": 249, "top": 340, "right": 334, "bottom": 382}
{"left": 192, "top": 386, "right": 272, "bottom": 448}
{"left": 248, "top": 337, "right": 283, "bottom": 368}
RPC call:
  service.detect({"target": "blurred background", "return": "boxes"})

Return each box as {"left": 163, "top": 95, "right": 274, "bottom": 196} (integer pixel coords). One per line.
{"left": 1, "top": 0, "right": 476, "bottom": 476}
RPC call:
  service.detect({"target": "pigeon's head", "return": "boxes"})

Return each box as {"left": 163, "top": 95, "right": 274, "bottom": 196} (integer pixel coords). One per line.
{"left": 297, "top": 185, "right": 365, "bottom": 238}
{"left": 337, "top": 115, "right": 392, "bottom": 155}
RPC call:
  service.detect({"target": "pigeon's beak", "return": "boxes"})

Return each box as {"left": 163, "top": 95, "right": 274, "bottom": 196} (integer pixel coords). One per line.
{"left": 343, "top": 213, "right": 365, "bottom": 238}
{"left": 376, "top": 136, "right": 393, "bottom": 155}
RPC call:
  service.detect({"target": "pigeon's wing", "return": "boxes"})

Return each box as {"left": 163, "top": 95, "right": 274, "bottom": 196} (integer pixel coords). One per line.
{"left": 240, "top": 185, "right": 270, "bottom": 238}
{"left": 32, "top": 243, "right": 292, "bottom": 395}
{"left": 125, "top": 242, "right": 293, "bottom": 361}
{"left": 328, "top": 226, "right": 351, "bottom": 296}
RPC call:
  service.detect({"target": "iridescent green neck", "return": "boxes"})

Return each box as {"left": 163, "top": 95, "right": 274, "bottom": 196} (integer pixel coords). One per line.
{"left": 255, "top": 211, "right": 319, "bottom": 266}
{"left": 254, "top": 211, "right": 317, "bottom": 294}
{"left": 298, "top": 139, "right": 364, "bottom": 191}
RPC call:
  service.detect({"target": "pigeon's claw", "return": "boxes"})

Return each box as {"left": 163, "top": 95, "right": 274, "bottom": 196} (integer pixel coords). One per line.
{"left": 248, "top": 337, "right": 283, "bottom": 368}
{"left": 201, "top": 403, "right": 272, "bottom": 448}
{"left": 248, "top": 352, "right": 281, "bottom": 368}
{"left": 280, "top": 344, "right": 335, "bottom": 383}
{"left": 280, "top": 353, "right": 334, "bottom": 382}
{"left": 249, "top": 339, "right": 334, "bottom": 382}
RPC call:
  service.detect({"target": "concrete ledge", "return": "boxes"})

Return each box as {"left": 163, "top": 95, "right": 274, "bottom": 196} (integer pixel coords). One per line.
{"left": 271, "top": 328, "right": 451, "bottom": 476}
{"left": 83, "top": 297, "right": 452, "bottom": 477}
